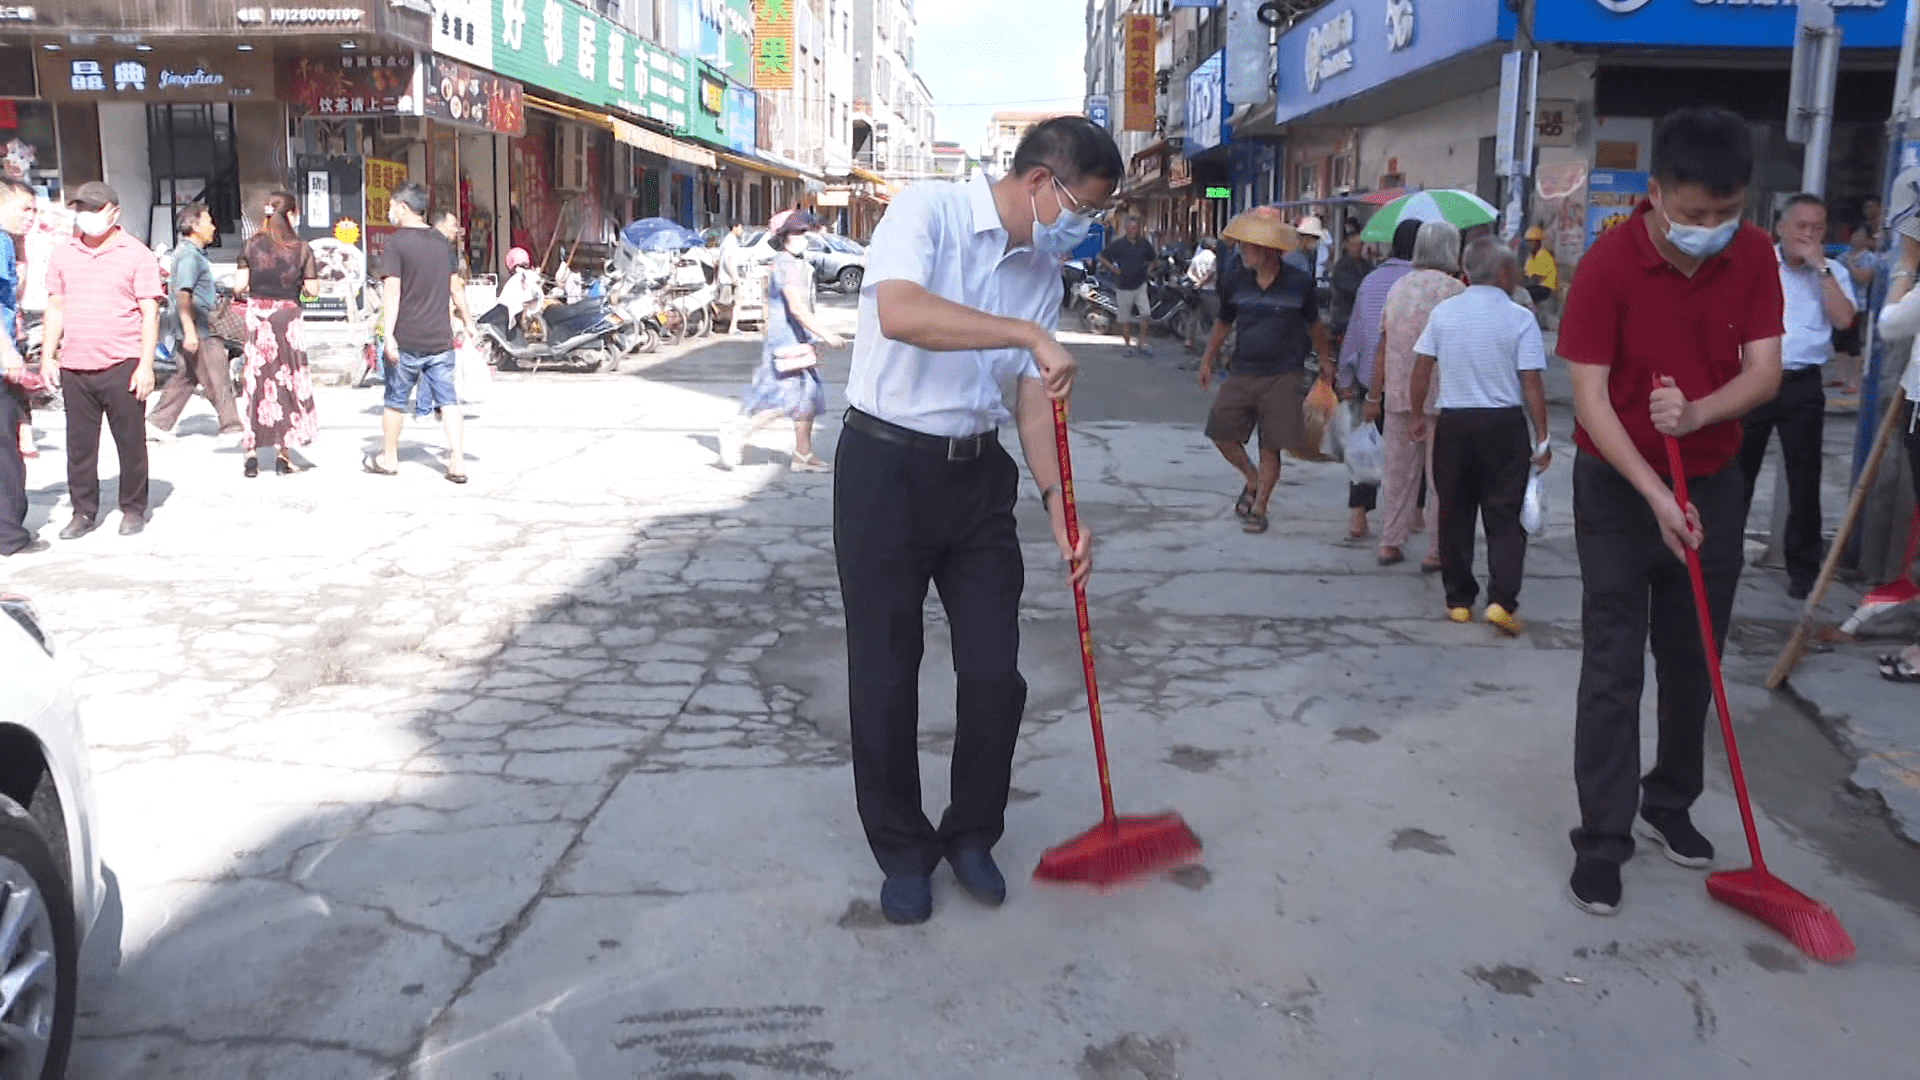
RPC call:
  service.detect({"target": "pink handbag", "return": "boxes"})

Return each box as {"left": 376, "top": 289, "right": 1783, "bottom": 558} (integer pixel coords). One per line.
{"left": 772, "top": 343, "right": 818, "bottom": 374}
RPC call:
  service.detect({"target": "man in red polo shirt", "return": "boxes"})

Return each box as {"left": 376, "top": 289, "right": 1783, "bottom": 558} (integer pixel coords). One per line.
{"left": 40, "top": 181, "right": 161, "bottom": 538}
{"left": 1557, "top": 108, "right": 1785, "bottom": 916}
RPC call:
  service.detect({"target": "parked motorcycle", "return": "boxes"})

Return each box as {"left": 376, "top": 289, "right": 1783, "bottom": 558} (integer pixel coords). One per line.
{"left": 477, "top": 289, "right": 632, "bottom": 373}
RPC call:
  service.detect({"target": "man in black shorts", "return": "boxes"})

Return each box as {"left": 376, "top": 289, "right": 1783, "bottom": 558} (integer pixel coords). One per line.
{"left": 1197, "top": 207, "right": 1329, "bottom": 534}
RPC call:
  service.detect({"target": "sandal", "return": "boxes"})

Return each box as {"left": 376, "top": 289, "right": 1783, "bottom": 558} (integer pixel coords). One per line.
{"left": 1878, "top": 654, "right": 1920, "bottom": 683}
{"left": 1377, "top": 547, "right": 1405, "bottom": 566}
{"left": 362, "top": 454, "right": 397, "bottom": 476}
{"left": 1420, "top": 558, "right": 1443, "bottom": 574}
{"left": 444, "top": 471, "right": 469, "bottom": 484}
{"left": 1242, "top": 512, "right": 1269, "bottom": 534}
{"left": 1233, "top": 485, "right": 1257, "bottom": 520}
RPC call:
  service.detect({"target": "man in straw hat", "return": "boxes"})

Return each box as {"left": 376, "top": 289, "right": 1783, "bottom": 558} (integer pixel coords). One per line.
{"left": 1197, "top": 206, "right": 1331, "bottom": 534}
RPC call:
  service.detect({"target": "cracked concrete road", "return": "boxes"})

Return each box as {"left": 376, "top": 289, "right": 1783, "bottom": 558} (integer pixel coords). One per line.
{"left": 5, "top": 296, "right": 1919, "bottom": 1078}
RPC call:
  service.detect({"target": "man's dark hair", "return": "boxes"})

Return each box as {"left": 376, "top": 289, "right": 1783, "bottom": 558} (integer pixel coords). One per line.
{"left": 430, "top": 207, "right": 459, "bottom": 228}
{"left": 0, "top": 176, "right": 31, "bottom": 203}
{"left": 1782, "top": 192, "right": 1825, "bottom": 214}
{"left": 391, "top": 181, "right": 430, "bottom": 218}
{"left": 1010, "top": 116, "right": 1124, "bottom": 185}
{"left": 1391, "top": 217, "right": 1422, "bottom": 261}
{"left": 175, "top": 201, "right": 210, "bottom": 238}
{"left": 1651, "top": 107, "right": 1753, "bottom": 197}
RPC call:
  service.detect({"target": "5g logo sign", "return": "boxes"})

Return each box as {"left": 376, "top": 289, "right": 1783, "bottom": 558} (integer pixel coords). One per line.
{"left": 1593, "top": 0, "right": 1654, "bottom": 12}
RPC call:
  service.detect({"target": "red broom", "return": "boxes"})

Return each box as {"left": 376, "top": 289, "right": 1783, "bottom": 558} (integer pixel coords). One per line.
{"left": 1663, "top": 434, "right": 1854, "bottom": 963}
{"left": 1033, "top": 397, "right": 1203, "bottom": 888}
{"left": 1860, "top": 507, "right": 1920, "bottom": 609}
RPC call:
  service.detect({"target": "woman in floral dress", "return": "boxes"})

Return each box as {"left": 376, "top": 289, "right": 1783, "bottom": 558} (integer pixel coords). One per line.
{"left": 1368, "top": 220, "right": 1464, "bottom": 570}
{"left": 717, "top": 210, "right": 845, "bottom": 471}
{"left": 233, "top": 191, "right": 319, "bottom": 477}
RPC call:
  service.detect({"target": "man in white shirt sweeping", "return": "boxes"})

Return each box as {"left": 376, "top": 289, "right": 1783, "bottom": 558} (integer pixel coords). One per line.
{"left": 1736, "top": 193, "right": 1856, "bottom": 599}
{"left": 836, "top": 116, "right": 1116, "bottom": 925}
{"left": 1408, "top": 236, "right": 1553, "bottom": 635}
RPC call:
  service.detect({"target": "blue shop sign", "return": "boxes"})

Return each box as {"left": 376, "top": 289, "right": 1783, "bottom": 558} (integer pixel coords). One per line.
{"left": 1272, "top": 0, "right": 1511, "bottom": 127}
{"left": 1186, "top": 49, "right": 1229, "bottom": 155}
{"left": 724, "top": 85, "right": 755, "bottom": 154}
{"left": 1536, "top": 0, "right": 1904, "bottom": 50}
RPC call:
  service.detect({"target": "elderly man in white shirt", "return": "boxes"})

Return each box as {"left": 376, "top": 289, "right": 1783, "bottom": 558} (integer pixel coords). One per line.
{"left": 1408, "top": 236, "right": 1553, "bottom": 635}
{"left": 836, "top": 116, "right": 1115, "bottom": 925}
{"left": 1736, "top": 193, "right": 1857, "bottom": 599}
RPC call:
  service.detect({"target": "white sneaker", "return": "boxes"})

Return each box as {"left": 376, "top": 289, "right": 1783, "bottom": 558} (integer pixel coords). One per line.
{"left": 789, "top": 454, "right": 832, "bottom": 473}
{"left": 717, "top": 426, "right": 746, "bottom": 469}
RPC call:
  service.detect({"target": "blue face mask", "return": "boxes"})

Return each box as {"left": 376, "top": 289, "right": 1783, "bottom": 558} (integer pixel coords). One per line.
{"left": 1664, "top": 216, "right": 1739, "bottom": 259}
{"left": 1031, "top": 178, "right": 1096, "bottom": 256}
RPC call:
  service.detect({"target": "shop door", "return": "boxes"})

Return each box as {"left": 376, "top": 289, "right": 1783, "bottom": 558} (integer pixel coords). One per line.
{"left": 677, "top": 175, "right": 695, "bottom": 228}
{"left": 147, "top": 104, "right": 239, "bottom": 245}
{"left": 642, "top": 169, "right": 661, "bottom": 218}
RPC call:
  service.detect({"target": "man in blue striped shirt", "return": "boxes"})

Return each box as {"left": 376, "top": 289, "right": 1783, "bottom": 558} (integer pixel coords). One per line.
{"left": 0, "top": 175, "right": 45, "bottom": 555}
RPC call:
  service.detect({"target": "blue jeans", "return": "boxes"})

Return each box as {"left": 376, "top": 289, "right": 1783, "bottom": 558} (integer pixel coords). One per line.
{"left": 385, "top": 349, "right": 456, "bottom": 418}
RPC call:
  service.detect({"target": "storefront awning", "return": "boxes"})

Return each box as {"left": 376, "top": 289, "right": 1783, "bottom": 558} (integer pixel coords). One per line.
{"left": 714, "top": 149, "right": 801, "bottom": 181}
{"left": 610, "top": 118, "right": 717, "bottom": 169}
{"left": 848, "top": 166, "right": 889, "bottom": 186}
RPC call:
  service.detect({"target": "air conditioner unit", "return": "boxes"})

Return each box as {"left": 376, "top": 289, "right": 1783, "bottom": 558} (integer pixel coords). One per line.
{"left": 556, "top": 123, "right": 589, "bottom": 192}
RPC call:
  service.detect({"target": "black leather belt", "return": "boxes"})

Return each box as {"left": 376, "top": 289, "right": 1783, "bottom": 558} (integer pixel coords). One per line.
{"left": 844, "top": 407, "right": 998, "bottom": 461}
{"left": 1782, "top": 365, "right": 1823, "bottom": 381}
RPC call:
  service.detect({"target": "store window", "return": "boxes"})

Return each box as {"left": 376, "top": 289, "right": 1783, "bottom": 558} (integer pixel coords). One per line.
{"left": 147, "top": 104, "right": 238, "bottom": 242}
{"left": 0, "top": 99, "right": 61, "bottom": 202}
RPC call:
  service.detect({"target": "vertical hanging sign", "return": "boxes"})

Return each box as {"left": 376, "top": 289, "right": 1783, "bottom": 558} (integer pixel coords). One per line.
{"left": 751, "top": 0, "right": 795, "bottom": 90}
{"left": 1124, "top": 14, "right": 1155, "bottom": 132}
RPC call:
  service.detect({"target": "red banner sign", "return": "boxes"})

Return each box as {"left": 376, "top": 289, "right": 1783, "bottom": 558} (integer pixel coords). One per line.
{"left": 280, "top": 52, "right": 418, "bottom": 118}
{"left": 1124, "top": 14, "right": 1155, "bottom": 133}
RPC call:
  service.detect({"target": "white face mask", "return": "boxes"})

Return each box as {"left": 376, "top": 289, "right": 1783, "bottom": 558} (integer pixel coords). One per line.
{"left": 74, "top": 209, "right": 114, "bottom": 237}
{"left": 784, "top": 233, "right": 808, "bottom": 254}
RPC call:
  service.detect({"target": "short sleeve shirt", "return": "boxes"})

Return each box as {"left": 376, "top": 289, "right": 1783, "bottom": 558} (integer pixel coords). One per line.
{"left": 237, "top": 235, "right": 317, "bottom": 301}
{"left": 1557, "top": 202, "right": 1785, "bottom": 479}
{"left": 763, "top": 250, "right": 814, "bottom": 355}
{"left": 45, "top": 230, "right": 164, "bottom": 371}
{"left": 1413, "top": 285, "right": 1546, "bottom": 411}
{"left": 376, "top": 227, "right": 456, "bottom": 356}
{"left": 170, "top": 241, "right": 217, "bottom": 337}
{"left": 1219, "top": 261, "right": 1318, "bottom": 377}
{"left": 1101, "top": 236, "right": 1155, "bottom": 290}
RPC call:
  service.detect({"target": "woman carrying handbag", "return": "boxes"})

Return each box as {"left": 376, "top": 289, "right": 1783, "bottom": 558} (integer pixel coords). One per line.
{"left": 717, "top": 210, "right": 846, "bottom": 472}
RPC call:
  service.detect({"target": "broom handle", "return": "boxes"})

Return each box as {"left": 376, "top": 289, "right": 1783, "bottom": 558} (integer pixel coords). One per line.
{"left": 1664, "top": 435, "right": 1768, "bottom": 874}
{"left": 1052, "top": 397, "right": 1119, "bottom": 829}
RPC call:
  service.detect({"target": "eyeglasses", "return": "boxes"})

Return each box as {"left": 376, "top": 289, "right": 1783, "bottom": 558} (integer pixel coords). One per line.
{"left": 1052, "top": 175, "right": 1114, "bottom": 219}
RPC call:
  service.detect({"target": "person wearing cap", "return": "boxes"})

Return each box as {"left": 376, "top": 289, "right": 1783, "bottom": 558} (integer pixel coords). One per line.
{"left": 1198, "top": 207, "right": 1330, "bottom": 535}
{"left": 1524, "top": 226, "right": 1558, "bottom": 306}
{"left": 717, "top": 209, "right": 844, "bottom": 472}
{"left": 41, "top": 179, "right": 162, "bottom": 539}
{"left": 0, "top": 175, "right": 46, "bottom": 555}
{"left": 147, "top": 201, "right": 244, "bottom": 443}
{"left": 836, "top": 115, "right": 1112, "bottom": 925}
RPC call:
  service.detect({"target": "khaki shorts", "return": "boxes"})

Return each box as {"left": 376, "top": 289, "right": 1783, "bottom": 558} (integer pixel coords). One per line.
{"left": 1115, "top": 285, "right": 1152, "bottom": 321}
{"left": 1205, "top": 371, "right": 1306, "bottom": 454}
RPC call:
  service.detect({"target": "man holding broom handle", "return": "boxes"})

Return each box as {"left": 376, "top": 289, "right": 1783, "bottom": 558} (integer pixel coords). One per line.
{"left": 1557, "top": 107, "right": 1784, "bottom": 916}
{"left": 834, "top": 117, "right": 1119, "bottom": 925}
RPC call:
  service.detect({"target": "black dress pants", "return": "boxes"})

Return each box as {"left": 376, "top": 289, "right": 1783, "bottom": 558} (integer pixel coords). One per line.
{"left": 1570, "top": 452, "right": 1744, "bottom": 866}
{"left": 63, "top": 360, "right": 149, "bottom": 521}
{"left": 0, "top": 387, "right": 29, "bottom": 554}
{"left": 1432, "top": 406, "right": 1531, "bottom": 611}
{"left": 1736, "top": 367, "right": 1825, "bottom": 589}
{"left": 833, "top": 418, "right": 1028, "bottom": 877}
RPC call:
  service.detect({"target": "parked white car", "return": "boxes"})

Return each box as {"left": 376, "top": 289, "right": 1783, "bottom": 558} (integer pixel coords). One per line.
{"left": 0, "top": 593, "right": 105, "bottom": 1080}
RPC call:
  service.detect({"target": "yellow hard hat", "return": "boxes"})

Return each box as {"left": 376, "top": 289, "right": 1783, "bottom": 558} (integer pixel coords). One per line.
{"left": 333, "top": 218, "right": 362, "bottom": 245}
{"left": 1524, "top": 226, "right": 1546, "bottom": 241}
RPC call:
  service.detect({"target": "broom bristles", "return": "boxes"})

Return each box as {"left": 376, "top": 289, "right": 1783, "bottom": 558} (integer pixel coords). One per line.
{"left": 1032, "top": 813, "right": 1203, "bottom": 890}
{"left": 1707, "top": 869, "right": 1856, "bottom": 965}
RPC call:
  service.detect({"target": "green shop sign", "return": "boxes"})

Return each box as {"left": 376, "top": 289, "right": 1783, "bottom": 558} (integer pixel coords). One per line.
{"left": 492, "top": 0, "right": 694, "bottom": 137}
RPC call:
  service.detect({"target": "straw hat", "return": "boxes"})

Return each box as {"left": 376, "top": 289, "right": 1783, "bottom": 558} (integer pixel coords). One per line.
{"left": 1295, "top": 214, "right": 1327, "bottom": 239}
{"left": 1221, "top": 207, "right": 1301, "bottom": 252}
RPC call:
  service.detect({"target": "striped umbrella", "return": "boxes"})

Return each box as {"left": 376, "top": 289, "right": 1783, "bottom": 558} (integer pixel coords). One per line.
{"left": 1358, "top": 189, "right": 1499, "bottom": 242}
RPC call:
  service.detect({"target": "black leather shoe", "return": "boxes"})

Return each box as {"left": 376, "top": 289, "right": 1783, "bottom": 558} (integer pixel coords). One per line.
{"left": 1787, "top": 579, "right": 1812, "bottom": 601}
{"left": 118, "top": 513, "right": 146, "bottom": 536}
{"left": 947, "top": 848, "right": 1006, "bottom": 907}
{"left": 57, "top": 516, "right": 96, "bottom": 541}
{"left": 879, "top": 874, "right": 933, "bottom": 925}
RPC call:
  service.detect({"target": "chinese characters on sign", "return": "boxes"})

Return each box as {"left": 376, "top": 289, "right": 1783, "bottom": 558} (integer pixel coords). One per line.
{"left": 1534, "top": 98, "right": 1575, "bottom": 148}
{"left": 490, "top": 0, "right": 694, "bottom": 135}
{"left": 279, "top": 53, "right": 418, "bottom": 117}
{"left": 424, "top": 55, "right": 526, "bottom": 135}
{"left": 751, "top": 0, "right": 794, "bottom": 90}
{"left": 363, "top": 157, "right": 408, "bottom": 262}
{"left": 1124, "top": 14, "right": 1154, "bottom": 133}
{"left": 38, "top": 48, "right": 272, "bottom": 102}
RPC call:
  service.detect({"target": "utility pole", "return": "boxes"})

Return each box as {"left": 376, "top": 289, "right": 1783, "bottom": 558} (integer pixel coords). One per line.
{"left": 1494, "top": 2, "right": 1538, "bottom": 241}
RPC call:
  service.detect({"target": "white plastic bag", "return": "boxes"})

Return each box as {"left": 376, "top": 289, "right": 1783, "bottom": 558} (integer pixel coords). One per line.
{"left": 454, "top": 341, "right": 491, "bottom": 405}
{"left": 1521, "top": 464, "right": 1548, "bottom": 537}
{"left": 1320, "top": 393, "right": 1353, "bottom": 462}
{"left": 1346, "top": 420, "right": 1383, "bottom": 485}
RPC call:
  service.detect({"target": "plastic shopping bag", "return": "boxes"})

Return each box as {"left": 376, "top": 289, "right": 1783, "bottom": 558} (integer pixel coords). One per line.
{"left": 1296, "top": 377, "right": 1340, "bottom": 460}
{"left": 1321, "top": 394, "right": 1353, "bottom": 462}
{"left": 1346, "top": 419, "right": 1383, "bottom": 485}
{"left": 454, "top": 341, "right": 491, "bottom": 405}
{"left": 1521, "top": 464, "right": 1549, "bottom": 537}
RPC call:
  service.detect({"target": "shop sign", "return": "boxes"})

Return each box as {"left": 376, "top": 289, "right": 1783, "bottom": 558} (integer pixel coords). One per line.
{"left": 490, "top": 0, "right": 694, "bottom": 135}
{"left": 1204, "top": 186, "right": 1230, "bottom": 199}
{"left": 432, "top": 0, "right": 493, "bottom": 69}
{"left": 423, "top": 54, "right": 524, "bottom": 135}
{"left": 36, "top": 47, "right": 276, "bottom": 102}
{"left": 1537, "top": 0, "right": 1903, "bottom": 50}
{"left": 363, "top": 157, "right": 409, "bottom": 263}
{"left": 677, "top": 0, "right": 755, "bottom": 82}
{"left": 1185, "top": 48, "right": 1228, "bottom": 155}
{"left": 1086, "top": 93, "right": 1110, "bottom": 129}
{"left": 1123, "top": 14, "right": 1154, "bottom": 133}
{"left": 1585, "top": 167, "right": 1646, "bottom": 249}
{"left": 1304, "top": 10, "right": 1355, "bottom": 94}
{"left": 280, "top": 52, "right": 419, "bottom": 116}
{"left": 1168, "top": 155, "right": 1192, "bottom": 189}
{"left": 1272, "top": 0, "right": 1502, "bottom": 126}
{"left": 723, "top": 84, "right": 755, "bottom": 154}
{"left": 235, "top": 6, "right": 369, "bottom": 26}
{"left": 1535, "top": 98, "right": 1575, "bottom": 148}
{"left": 750, "top": 0, "right": 794, "bottom": 91}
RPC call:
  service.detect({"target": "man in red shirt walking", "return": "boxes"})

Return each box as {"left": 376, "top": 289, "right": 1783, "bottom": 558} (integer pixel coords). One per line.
{"left": 41, "top": 181, "right": 162, "bottom": 538}
{"left": 1556, "top": 108, "right": 1785, "bottom": 916}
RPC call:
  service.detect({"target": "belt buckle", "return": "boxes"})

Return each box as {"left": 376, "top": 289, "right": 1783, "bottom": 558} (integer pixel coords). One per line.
{"left": 946, "top": 435, "right": 979, "bottom": 461}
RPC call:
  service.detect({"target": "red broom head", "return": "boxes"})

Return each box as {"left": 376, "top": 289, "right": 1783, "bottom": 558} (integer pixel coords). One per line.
{"left": 1861, "top": 578, "right": 1920, "bottom": 607}
{"left": 1032, "top": 813, "right": 1203, "bottom": 890}
{"left": 1707, "top": 868, "right": 1855, "bottom": 965}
